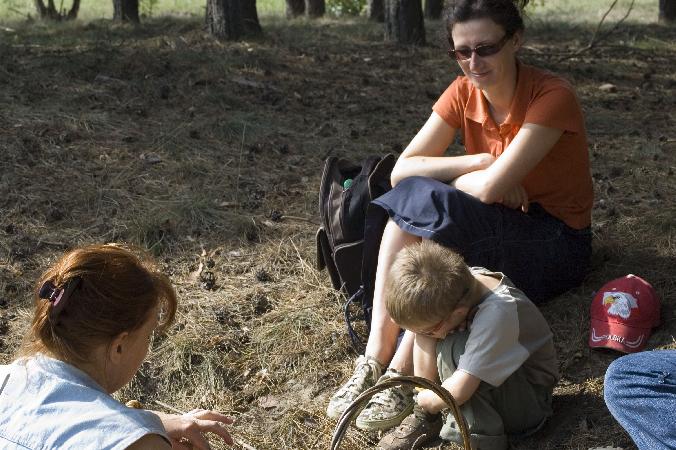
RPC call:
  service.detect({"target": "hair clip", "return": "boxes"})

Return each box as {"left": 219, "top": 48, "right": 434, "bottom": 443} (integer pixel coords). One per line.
{"left": 39, "top": 281, "right": 64, "bottom": 305}
{"left": 39, "top": 277, "right": 82, "bottom": 320}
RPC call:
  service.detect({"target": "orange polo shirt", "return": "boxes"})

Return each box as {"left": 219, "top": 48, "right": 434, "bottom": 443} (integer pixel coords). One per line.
{"left": 433, "top": 61, "right": 593, "bottom": 229}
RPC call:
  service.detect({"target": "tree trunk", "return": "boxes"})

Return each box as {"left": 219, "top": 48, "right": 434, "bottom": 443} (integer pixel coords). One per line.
{"left": 306, "top": 0, "right": 325, "bottom": 17}
{"left": 241, "top": 0, "right": 262, "bottom": 33}
{"left": 34, "top": 0, "right": 80, "bottom": 20}
{"left": 286, "top": 0, "right": 305, "bottom": 18}
{"left": 384, "top": 0, "right": 425, "bottom": 45}
{"left": 424, "top": 0, "right": 442, "bottom": 19}
{"left": 366, "top": 0, "right": 384, "bottom": 21}
{"left": 34, "top": 0, "right": 46, "bottom": 16}
{"left": 113, "top": 0, "right": 140, "bottom": 22}
{"left": 659, "top": 0, "right": 676, "bottom": 23}
{"left": 206, "top": 0, "right": 244, "bottom": 40}
{"left": 66, "top": 0, "right": 81, "bottom": 19}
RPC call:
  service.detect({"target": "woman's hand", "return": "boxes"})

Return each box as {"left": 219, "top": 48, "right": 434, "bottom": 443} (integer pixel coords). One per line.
{"left": 156, "top": 409, "right": 234, "bottom": 449}
{"left": 473, "top": 152, "right": 497, "bottom": 170}
{"left": 499, "top": 184, "right": 529, "bottom": 212}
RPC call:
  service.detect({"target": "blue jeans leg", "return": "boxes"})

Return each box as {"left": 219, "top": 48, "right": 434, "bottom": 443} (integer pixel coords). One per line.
{"left": 604, "top": 350, "right": 676, "bottom": 450}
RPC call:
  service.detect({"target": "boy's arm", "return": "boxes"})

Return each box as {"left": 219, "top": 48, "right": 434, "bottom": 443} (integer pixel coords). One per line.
{"left": 417, "top": 370, "right": 481, "bottom": 415}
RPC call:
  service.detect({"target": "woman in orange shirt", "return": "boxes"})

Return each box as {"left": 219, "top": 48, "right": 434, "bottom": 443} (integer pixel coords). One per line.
{"left": 327, "top": 0, "right": 593, "bottom": 440}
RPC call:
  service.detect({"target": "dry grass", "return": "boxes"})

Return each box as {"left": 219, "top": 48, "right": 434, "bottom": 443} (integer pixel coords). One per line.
{"left": 1, "top": 9, "right": 674, "bottom": 450}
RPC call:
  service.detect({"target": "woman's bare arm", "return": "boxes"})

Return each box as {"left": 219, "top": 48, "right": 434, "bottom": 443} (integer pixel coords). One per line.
{"left": 391, "top": 112, "right": 495, "bottom": 186}
{"left": 452, "top": 123, "right": 563, "bottom": 205}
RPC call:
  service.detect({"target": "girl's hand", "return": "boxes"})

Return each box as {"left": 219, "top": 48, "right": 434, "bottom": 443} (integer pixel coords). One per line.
{"left": 157, "top": 409, "right": 234, "bottom": 449}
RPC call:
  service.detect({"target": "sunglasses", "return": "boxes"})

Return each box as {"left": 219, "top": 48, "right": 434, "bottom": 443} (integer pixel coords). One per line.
{"left": 447, "top": 34, "right": 511, "bottom": 61}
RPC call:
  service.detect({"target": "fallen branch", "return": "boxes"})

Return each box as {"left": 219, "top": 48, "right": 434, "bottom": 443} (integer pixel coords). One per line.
{"left": 556, "top": 0, "right": 635, "bottom": 62}
{"left": 280, "top": 214, "right": 318, "bottom": 225}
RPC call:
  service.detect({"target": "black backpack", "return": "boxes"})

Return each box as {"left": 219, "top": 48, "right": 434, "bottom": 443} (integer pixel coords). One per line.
{"left": 316, "top": 154, "right": 395, "bottom": 350}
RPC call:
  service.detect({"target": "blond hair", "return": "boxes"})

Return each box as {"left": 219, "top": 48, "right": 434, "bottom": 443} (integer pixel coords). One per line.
{"left": 385, "top": 241, "right": 474, "bottom": 329}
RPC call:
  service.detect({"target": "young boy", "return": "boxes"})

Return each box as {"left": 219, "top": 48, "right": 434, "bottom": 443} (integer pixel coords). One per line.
{"left": 378, "top": 241, "right": 559, "bottom": 450}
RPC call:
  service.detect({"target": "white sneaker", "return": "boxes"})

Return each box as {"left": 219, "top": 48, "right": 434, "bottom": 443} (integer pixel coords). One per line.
{"left": 327, "top": 355, "right": 383, "bottom": 419}
{"left": 356, "top": 369, "right": 415, "bottom": 431}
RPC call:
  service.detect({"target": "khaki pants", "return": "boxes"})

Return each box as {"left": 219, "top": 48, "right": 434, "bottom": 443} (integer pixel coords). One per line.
{"left": 436, "top": 330, "right": 554, "bottom": 450}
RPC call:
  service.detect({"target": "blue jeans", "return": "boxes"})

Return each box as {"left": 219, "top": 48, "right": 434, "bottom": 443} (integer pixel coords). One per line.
{"left": 371, "top": 176, "right": 591, "bottom": 303}
{"left": 604, "top": 351, "right": 676, "bottom": 450}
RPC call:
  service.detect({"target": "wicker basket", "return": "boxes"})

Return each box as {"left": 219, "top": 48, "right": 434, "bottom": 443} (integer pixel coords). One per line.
{"left": 330, "top": 375, "right": 471, "bottom": 449}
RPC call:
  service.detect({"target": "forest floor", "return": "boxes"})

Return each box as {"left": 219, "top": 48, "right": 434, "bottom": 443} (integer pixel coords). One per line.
{"left": 0, "top": 10, "right": 674, "bottom": 450}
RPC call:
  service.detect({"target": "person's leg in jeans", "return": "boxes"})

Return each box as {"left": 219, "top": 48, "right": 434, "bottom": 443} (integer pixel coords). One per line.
{"left": 604, "top": 350, "right": 676, "bottom": 450}
{"left": 436, "top": 331, "right": 554, "bottom": 450}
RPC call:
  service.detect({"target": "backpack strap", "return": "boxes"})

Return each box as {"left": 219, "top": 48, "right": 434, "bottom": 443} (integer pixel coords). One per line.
{"left": 367, "top": 154, "right": 396, "bottom": 200}
{"left": 316, "top": 227, "right": 342, "bottom": 290}
{"left": 344, "top": 286, "right": 366, "bottom": 352}
{"left": 359, "top": 202, "right": 391, "bottom": 329}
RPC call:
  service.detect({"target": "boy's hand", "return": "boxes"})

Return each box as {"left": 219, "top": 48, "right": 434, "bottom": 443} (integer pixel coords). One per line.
{"left": 416, "top": 389, "right": 446, "bottom": 415}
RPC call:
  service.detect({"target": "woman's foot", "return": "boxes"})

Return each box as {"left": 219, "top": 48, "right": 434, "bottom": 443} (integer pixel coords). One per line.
{"left": 326, "top": 355, "right": 383, "bottom": 419}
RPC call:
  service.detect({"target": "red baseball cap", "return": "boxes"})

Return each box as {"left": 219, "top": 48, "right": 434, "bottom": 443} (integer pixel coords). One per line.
{"left": 589, "top": 274, "right": 660, "bottom": 353}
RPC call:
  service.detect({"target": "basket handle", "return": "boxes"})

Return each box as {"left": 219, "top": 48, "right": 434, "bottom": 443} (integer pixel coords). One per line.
{"left": 330, "top": 374, "right": 471, "bottom": 449}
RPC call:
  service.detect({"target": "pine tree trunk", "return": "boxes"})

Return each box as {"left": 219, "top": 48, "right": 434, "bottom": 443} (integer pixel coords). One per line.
{"left": 659, "top": 0, "right": 676, "bottom": 23}
{"left": 206, "top": 0, "right": 244, "bottom": 40}
{"left": 366, "top": 0, "right": 384, "bottom": 21}
{"left": 66, "top": 0, "right": 81, "bottom": 19}
{"left": 286, "top": 0, "right": 305, "bottom": 18}
{"left": 34, "top": 0, "right": 80, "bottom": 20}
{"left": 113, "top": 0, "right": 140, "bottom": 22}
{"left": 34, "top": 0, "right": 50, "bottom": 18}
{"left": 384, "top": 0, "right": 425, "bottom": 45}
{"left": 424, "top": 0, "right": 442, "bottom": 19}
{"left": 306, "top": 0, "right": 325, "bottom": 17}
{"left": 46, "top": 0, "right": 56, "bottom": 18}
{"left": 241, "top": 0, "right": 262, "bottom": 34}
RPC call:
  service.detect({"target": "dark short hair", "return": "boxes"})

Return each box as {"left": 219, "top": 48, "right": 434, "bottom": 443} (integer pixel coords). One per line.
{"left": 445, "top": 0, "right": 529, "bottom": 46}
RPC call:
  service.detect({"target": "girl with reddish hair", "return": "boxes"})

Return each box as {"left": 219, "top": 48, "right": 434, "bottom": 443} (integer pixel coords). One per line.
{"left": 0, "top": 244, "right": 234, "bottom": 450}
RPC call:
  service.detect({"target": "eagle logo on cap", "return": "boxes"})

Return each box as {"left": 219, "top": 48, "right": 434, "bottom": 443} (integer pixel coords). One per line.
{"left": 603, "top": 292, "right": 638, "bottom": 319}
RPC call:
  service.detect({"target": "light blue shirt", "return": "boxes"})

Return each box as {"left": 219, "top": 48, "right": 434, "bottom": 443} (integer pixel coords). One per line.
{"left": 0, "top": 355, "right": 168, "bottom": 450}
